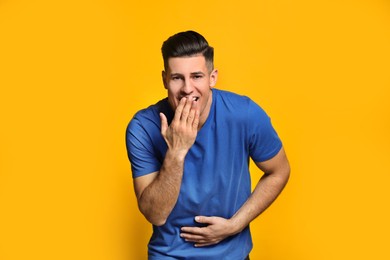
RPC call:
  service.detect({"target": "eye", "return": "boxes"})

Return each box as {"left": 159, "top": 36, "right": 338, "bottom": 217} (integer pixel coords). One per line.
{"left": 193, "top": 75, "right": 203, "bottom": 80}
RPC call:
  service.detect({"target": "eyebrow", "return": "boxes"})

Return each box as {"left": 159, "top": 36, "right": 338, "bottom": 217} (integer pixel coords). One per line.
{"left": 169, "top": 71, "right": 206, "bottom": 77}
{"left": 191, "top": 71, "right": 205, "bottom": 76}
{"left": 169, "top": 73, "right": 183, "bottom": 77}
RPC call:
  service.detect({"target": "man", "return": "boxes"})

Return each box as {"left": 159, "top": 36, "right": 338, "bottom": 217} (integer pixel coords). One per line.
{"left": 126, "top": 30, "right": 290, "bottom": 260}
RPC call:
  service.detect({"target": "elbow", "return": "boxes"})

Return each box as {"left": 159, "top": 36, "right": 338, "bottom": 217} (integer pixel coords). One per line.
{"left": 138, "top": 197, "right": 169, "bottom": 226}
{"left": 272, "top": 161, "right": 290, "bottom": 187}
{"left": 145, "top": 214, "right": 167, "bottom": 226}
{"left": 151, "top": 218, "right": 167, "bottom": 227}
{"left": 283, "top": 162, "right": 291, "bottom": 183}
{"left": 139, "top": 206, "right": 168, "bottom": 226}
{"left": 285, "top": 163, "right": 291, "bottom": 178}
{"left": 283, "top": 164, "right": 291, "bottom": 188}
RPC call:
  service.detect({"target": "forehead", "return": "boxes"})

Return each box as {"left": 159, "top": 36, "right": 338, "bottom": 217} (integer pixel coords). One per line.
{"left": 167, "top": 55, "right": 208, "bottom": 74}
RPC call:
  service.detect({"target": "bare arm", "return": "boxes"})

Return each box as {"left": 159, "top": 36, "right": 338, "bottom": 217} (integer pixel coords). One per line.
{"left": 180, "top": 147, "right": 290, "bottom": 247}
{"left": 134, "top": 98, "right": 199, "bottom": 226}
{"left": 229, "top": 147, "right": 290, "bottom": 233}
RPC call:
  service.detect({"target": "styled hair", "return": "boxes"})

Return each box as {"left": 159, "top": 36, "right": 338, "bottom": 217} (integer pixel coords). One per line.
{"left": 161, "top": 30, "right": 214, "bottom": 72}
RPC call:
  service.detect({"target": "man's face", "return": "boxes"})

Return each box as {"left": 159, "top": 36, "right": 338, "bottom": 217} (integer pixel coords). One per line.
{"left": 162, "top": 55, "right": 218, "bottom": 124}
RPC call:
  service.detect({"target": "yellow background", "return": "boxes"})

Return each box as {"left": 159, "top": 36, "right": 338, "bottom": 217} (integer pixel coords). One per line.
{"left": 1, "top": 0, "right": 389, "bottom": 259}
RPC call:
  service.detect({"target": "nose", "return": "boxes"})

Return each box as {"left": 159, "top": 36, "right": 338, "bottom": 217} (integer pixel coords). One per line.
{"left": 181, "top": 78, "right": 194, "bottom": 95}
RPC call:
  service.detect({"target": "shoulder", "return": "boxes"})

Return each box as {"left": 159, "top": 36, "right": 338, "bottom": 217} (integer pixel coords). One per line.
{"left": 214, "top": 88, "right": 251, "bottom": 102}
{"left": 213, "top": 88, "right": 264, "bottom": 115}
{"left": 126, "top": 99, "right": 172, "bottom": 150}
{"left": 213, "top": 88, "right": 253, "bottom": 110}
{"left": 128, "top": 98, "right": 170, "bottom": 131}
{"left": 126, "top": 99, "right": 169, "bottom": 177}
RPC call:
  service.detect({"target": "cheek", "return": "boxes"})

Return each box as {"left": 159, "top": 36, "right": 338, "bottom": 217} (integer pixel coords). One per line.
{"left": 167, "top": 82, "right": 181, "bottom": 94}
{"left": 167, "top": 89, "right": 179, "bottom": 102}
{"left": 167, "top": 95, "right": 178, "bottom": 110}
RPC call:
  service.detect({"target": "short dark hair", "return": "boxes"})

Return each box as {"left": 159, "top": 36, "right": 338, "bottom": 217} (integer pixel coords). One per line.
{"left": 161, "top": 30, "right": 214, "bottom": 72}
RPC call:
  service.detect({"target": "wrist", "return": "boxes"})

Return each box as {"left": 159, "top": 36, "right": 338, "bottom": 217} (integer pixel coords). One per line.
{"left": 165, "top": 148, "right": 187, "bottom": 162}
{"left": 228, "top": 215, "right": 247, "bottom": 236}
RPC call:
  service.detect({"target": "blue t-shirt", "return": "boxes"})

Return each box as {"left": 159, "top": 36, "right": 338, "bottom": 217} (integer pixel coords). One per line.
{"left": 126, "top": 89, "right": 282, "bottom": 260}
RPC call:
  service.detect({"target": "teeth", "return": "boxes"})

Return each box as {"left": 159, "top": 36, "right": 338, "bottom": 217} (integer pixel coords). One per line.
{"left": 180, "top": 97, "right": 199, "bottom": 102}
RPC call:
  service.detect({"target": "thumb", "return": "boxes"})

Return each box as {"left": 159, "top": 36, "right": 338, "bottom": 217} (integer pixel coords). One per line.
{"left": 160, "top": 112, "right": 168, "bottom": 135}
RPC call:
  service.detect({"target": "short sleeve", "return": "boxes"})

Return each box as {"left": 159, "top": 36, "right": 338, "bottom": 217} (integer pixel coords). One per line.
{"left": 125, "top": 114, "right": 163, "bottom": 178}
{"left": 247, "top": 100, "right": 282, "bottom": 162}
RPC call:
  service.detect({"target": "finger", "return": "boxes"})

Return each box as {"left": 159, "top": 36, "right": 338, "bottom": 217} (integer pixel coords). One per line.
{"left": 173, "top": 97, "right": 186, "bottom": 122}
{"left": 181, "top": 226, "right": 204, "bottom": 236}
{"left": 180, "top": 233, "right": 204, "bottom": 241}
{"left": 160, "top": 113, "right": 168, "bottom": 135}
{"left": 182, "top": 234, "right": 214, "bottom": 246}
{"left": 192, "top": 109, "right": 200, "bottom": 130}
{"left": 186, "top": 107, "right": 196, "bottom": 125}
{"left": 187, "top": 100, "right": 199, "bottom": 125}
{"left": 180, "top": 98, "right": 192, "bottom": 122}
{"left": 195, "top": 216, "right": 214, "bottom": 225}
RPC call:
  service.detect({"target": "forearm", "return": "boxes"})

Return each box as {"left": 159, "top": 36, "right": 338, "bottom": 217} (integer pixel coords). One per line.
{"left": 135, "top": 99, "right": 200, "bottom": 226}
{"left": 179, "top": 168, "right": 290, "bottom": 247}
{"left": 138, "top": 149, "right": 186, "bottom": 226}
{"left": 229, "top": 169, "right": 290, "bottom": 234}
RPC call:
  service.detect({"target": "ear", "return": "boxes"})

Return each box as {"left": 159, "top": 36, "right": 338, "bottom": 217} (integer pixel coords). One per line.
{"left": 162, "top": 70, "right": 167, "bottom": 89}
{"left": 209, "top": 69, "right": 218, "bottom": 87}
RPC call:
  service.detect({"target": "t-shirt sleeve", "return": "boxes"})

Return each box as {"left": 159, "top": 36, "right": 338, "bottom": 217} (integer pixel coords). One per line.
{"left": 126, "top": 115, "right": 162, "bottom": 178}
{"left": 247, "top": 100, "right": 283, "bottom": 162}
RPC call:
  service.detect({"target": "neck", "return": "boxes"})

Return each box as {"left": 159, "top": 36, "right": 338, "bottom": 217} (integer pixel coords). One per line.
{"left": 198, "top": 90, "right": 213, "bottom": 130}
